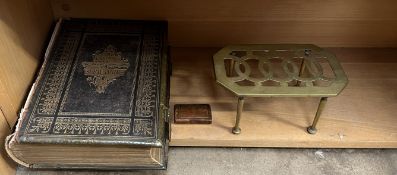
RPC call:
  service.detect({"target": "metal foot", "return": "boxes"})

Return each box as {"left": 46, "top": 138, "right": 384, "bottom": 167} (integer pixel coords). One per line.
{"left": 232, "top": 97, "right": 244, "bottom": 135}
{"left": 307, "top": 97, "right": 327, "bottom": 134}
{"left": 307, "top": 126, "right": 317, "bottom": 134}
{"left": 232, "top": 127, "right": 241, "bottom": 134}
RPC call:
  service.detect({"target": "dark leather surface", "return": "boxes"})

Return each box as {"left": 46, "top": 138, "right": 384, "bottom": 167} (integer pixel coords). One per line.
{"left": 16, "top": 19, "right": 168, "bottom": 146}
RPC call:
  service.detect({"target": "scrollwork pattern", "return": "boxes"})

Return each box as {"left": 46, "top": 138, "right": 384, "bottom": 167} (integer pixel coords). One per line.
{"left": 28, "top": 117, "right": 54, "bottom": 134}
{"left": 225, "top": 50, "right": 333, "bottom": 87}
{"left": 133, "top": 119, "right": 153, "bottom": 137}
{"left": 37, "top": 33, "right": 80, "bottom": 114}
{"left": 53, "top": 117, "right": 131, "bottom": 135}
{"left": 135, "top": 35, "right": 160, "bottom": 117}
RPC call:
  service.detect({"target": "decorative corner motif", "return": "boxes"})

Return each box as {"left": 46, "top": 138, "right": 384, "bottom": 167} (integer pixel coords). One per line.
{"left": 82, "top": 45, "right": 130, "bottom": 93}
{"left": 28, "top": 117, "right": 54, "bottom": 134}
{"left": 133, "top": 119, "right": 154, "bottom": 137}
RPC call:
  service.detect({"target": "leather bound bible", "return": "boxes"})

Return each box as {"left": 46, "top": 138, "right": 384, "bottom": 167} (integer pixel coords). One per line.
{"left": 5, "top": 19, "right": 170, "bottom": 169}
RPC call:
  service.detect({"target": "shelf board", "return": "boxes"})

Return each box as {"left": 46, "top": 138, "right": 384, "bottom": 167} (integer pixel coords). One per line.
{"left": 169, "top": 47, "right": 397, "bottom": 148}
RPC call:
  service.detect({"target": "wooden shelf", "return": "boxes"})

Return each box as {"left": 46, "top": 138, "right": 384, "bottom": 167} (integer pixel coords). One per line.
{"left": 169, "top": 47, "right": 397, "bottom": 148}
{"left": 1, "top": 0, "right": 397, "bottom": 172}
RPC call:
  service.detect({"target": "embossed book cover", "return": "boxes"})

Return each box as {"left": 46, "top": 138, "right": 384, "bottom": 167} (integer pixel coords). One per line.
{"left": 5, "top": 19, "right": 169, "bottom": 169}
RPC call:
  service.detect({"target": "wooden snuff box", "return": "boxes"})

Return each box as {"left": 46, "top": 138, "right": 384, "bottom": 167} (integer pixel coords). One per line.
{"left": 174, "top": 104, "right": 212, "bottom": 124}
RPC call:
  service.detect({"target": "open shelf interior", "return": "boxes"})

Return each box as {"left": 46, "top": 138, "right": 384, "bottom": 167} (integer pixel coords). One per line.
{"left": 169, "top": 47, "right": 397, "bottom": 148}
{"left": 1, "top": 0, "right": 397, "bottom": 173}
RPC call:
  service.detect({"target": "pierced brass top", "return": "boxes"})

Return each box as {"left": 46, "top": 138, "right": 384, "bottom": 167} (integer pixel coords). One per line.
{"left": 213, "top": 44, "right": 348, "bottom": 97}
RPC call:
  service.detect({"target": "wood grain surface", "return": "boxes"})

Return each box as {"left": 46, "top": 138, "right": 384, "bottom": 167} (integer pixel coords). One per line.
{"left": 169, "top": 47, "right": 397, "bottom": 148}
{"left": 51, "top": 0, "right": 397, "bottom": 47}
{"left": 0, "top": 1, "right": 395, "bottom": 174}
{"left": 0, "top": 0, "right": 53, "bottom": 127}
{"left": 0, "top": 111, "right": 15, "bottom": 175}
{"left": 0, "top": 1, "right": 53, "bottom": 174}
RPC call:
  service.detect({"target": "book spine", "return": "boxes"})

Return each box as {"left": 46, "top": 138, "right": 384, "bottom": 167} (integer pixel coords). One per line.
{"left": 158, "top": 30, "right": 170, "bottom": 169}
{"left": 158, "top": 27, "right": 170, "bottom": 143}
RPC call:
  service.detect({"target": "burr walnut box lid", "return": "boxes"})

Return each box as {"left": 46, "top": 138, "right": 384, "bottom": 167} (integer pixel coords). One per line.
{"left": 174, "top": 104, "right": 212, "bottom": 124}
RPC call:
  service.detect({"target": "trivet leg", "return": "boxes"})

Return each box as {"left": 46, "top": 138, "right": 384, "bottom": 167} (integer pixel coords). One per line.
{"left": 307, "top": 97, "right": 328, "bottom": 134}
{"left": 232, "top": 96, "right": 245, "bottom": 134}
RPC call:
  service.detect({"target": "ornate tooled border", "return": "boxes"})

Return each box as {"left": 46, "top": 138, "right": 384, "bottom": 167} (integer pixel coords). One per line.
{"left": 53, "top": 117, "right": 131, "bottom": 136}
{"left": 48, "top": 33, "right": 161, "bottom": 138}
{"left": 25, "top": 33, "right": 161, "bottom": 139}
{"left": 25, "top": 32, "right": 81, "bottom": 135}
{"left": 134, "top": 34, "right": 160, "bottom": 118}
{"left": 132, "top": 34, "right": 161, "bottom": 138}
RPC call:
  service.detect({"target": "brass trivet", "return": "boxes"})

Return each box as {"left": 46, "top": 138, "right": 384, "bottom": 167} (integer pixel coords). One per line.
{"left": 213, "top": 44, "right": 348, "bottom": 134}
